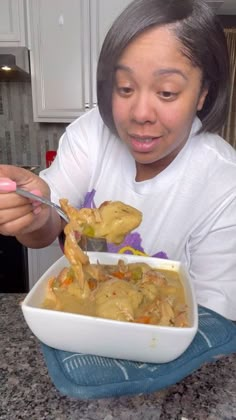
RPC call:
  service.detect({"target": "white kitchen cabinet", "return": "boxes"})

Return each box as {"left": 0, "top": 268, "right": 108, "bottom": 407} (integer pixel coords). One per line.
{"left": 28, "top": 0, "right": 131, "bottom": 123}
{"left": 28, "top": 0, "right": 90, "bottom": 122}
{"left": 90, "top": 0, "right": 132, "bottom": 106}
{"left": 28, "top": 240, "right": 63, "bottom": 289}
{"left": 0, "top": 0, "right": 27, "bottom": 46}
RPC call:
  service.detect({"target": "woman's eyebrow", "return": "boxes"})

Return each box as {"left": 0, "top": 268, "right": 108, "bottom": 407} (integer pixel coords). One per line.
{"left": 115, "top": 64, "right": 133, "bottom": 73}
{"left": 154, "top": 68, "right": 188, "bottom": 80}
{"left": 115, "top": 64, "right": 188, "bottom": 80}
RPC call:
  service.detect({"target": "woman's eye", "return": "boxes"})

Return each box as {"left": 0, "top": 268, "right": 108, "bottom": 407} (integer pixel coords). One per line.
{"left": 116, "top": 86, "right": 133, "bottom": 96}
{"left": 159, "top": 91, "right": 177, "bottom": 100}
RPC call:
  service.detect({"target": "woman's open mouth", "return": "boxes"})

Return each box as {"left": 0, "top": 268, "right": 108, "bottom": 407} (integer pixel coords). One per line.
{"left": 129, "top": 135, "right": 162, "bottom": 153}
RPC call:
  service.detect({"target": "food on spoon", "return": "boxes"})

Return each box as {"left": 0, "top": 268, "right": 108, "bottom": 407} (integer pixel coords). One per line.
{"left": 59, "top": 199, "right": 142, "bottom": 289}
{"left": 60, "top": 199, "right": 142, "bottom": 244}
{"left": 42, "top": 260, "right": 189, "bottom": 327}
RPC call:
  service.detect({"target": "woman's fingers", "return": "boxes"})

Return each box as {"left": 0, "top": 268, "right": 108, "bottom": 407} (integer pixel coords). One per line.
{"left": 0, "top": 203, "right": 50, "bottom": 236}
{"left": 0, "top": 165, "right": 52, "bottom": 238}
{"left": 0, "top": 177, "right": 17, "bottom": 192}
{"left": 0, "top": 205, "right": 34, "bottom": 236}
{"left": 0, "top": 165, "right": 50, "bottom": 199}
{"left": 0, "top": 200, "right": 33, "bottom": 221}
{"left": 0, "top": 190, "right": 49, "bottom": 236}
{"left": 0, "top": 165, "right": 33, "bottom": 188}
{"left": 0, "top": 191, "right": 31, "bottom": 209}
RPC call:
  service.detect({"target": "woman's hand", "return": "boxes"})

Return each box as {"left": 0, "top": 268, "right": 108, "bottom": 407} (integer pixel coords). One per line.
{"left": 0, "top": 164, "right": 62, "bottom": 247}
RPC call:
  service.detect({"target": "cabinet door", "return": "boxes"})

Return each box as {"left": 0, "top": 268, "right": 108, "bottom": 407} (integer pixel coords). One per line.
{"left": 0, "top": 0, "right": 27, "bottom": 46}
{"left": 90, "top": 0, "right": 132, "bottom": 106}
{"left": 29, "top": 0, "right": 90, "bottom": 122}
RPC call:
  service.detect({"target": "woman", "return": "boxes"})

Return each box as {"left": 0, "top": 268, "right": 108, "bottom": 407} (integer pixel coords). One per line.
{"left": 0, "top": 0, "right": 235, "bottom": 319}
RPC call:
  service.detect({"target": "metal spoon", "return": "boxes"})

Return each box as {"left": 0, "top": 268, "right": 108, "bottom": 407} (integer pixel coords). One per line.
{"left": 0, "top": 177, "right": 69, "bottom": 222}
{"left": 15, "top": 188, "right": 108, "bottom": 251}
{"left": 0, "top": 177, "right": 108, "bottom": 252}
{"left": 16, "top": 187, "right": 70, "bottom": 223}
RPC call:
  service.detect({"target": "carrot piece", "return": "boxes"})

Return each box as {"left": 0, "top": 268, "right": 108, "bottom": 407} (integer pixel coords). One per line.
{"left": 134, "top": 316, "right": 151, "bottom": 324}
{"left": 111, "top": 271, "right": 125, "bottom": 279}
{"left": 61, "top": 277, "right": 73, "bottom": 287}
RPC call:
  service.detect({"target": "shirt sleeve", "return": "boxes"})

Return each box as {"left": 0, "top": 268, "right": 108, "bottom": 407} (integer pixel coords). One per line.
{"left": 188, "top": 194, "right": 236, "bottom": 320}
{"left": 39, "top": 110, "right": 99, "bottom": 208}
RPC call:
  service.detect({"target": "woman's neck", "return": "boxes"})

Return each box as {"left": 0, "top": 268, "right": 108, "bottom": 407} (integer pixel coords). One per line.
{"left": 135, "top": 148, "right": 181, "bottom": 182}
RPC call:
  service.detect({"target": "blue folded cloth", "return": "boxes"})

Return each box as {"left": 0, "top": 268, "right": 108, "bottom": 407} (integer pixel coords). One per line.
{"left": 41, "top": 306, "right": 236, "bottom": 399}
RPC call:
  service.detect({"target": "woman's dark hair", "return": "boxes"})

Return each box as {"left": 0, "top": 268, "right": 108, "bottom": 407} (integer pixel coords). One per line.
{"left": 97, "top": 0, "right": 230, "bottom": 134}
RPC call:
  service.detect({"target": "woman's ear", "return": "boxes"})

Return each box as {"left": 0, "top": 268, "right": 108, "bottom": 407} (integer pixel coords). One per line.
{"left": 197, "top": 86, "right": 209, "bottom": 111}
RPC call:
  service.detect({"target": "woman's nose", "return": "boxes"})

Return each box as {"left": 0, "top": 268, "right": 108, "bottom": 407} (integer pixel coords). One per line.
{"left": 130, "top": 93, "right": 157, "bottom": 124}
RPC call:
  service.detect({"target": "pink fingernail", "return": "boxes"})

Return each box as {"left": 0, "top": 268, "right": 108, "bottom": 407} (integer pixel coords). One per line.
{"left": 30, "top": 189, "right": 43, "bottom": 197}
{"left": 33, "top": 206, "right": 42, "bottom": 215}
{"left": 32, "top": 201, "right": 41, "bottom": 207}
{"left": 0, "top": 178, "right": 16, "bottom": 192}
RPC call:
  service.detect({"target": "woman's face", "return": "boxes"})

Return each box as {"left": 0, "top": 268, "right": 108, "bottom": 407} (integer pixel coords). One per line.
{"left": 112, "top": 26, "right": 208, "bottom": 180}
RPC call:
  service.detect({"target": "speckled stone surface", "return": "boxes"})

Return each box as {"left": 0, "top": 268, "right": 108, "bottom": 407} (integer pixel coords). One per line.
{"left": 1, "top": 293, "right": 236, "bottom": 420}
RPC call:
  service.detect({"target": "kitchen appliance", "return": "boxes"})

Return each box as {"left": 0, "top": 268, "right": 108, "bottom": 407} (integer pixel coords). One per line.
{"left": 0, "top": 234, "right": 29, "bottom": 292}
{"left": 0, "top": 47, "right": 30, "bottom": 81}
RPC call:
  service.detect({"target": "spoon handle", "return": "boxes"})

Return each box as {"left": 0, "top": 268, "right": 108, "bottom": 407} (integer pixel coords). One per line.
{"left": 0, "top": 177, "right": 69, "bottom": 223}
{"left": 16, "top": 188, "right": 69, "bottom": 223}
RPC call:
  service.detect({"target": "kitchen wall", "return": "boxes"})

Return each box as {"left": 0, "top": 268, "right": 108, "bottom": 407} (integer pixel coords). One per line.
{"left": 0, "top": 81, "right": 67, "bottom": 168}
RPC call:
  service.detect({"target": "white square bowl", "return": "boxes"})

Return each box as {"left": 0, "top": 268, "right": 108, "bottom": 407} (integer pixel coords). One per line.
{"left": 21, "top": 252, "right": 198, "bottom": 364}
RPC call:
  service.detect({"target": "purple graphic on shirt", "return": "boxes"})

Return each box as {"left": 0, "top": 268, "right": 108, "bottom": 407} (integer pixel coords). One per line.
{"left": 108, "top": 232, "right": 169, "bottom": 259}
{"left": 82, "top": 189, "right": 168, "bottom": 259}
{"left": 83, "top": 190, "right": 97, "bottom": 208}
{"left": 108, "top": 232, "right": 145, "bottom": 254}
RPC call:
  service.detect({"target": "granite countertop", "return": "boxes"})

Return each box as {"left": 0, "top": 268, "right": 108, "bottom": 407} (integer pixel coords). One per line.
{"left": 1, "top": 294, "right": 236, "bottom": 420}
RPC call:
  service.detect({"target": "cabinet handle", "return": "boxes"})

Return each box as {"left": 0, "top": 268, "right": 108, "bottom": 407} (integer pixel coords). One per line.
{"left": 58, "top": 15, "right": 64, "bottom": 26}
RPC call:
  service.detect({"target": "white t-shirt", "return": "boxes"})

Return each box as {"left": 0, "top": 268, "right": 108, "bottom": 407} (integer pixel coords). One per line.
{"left": 40, "top": 107, "right": 236, "bottom": 320}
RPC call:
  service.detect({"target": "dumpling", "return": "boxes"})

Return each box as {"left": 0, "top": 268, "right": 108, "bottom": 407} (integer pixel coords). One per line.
{"left": 94, "top": 279, "right": 143, "bottom": 321}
